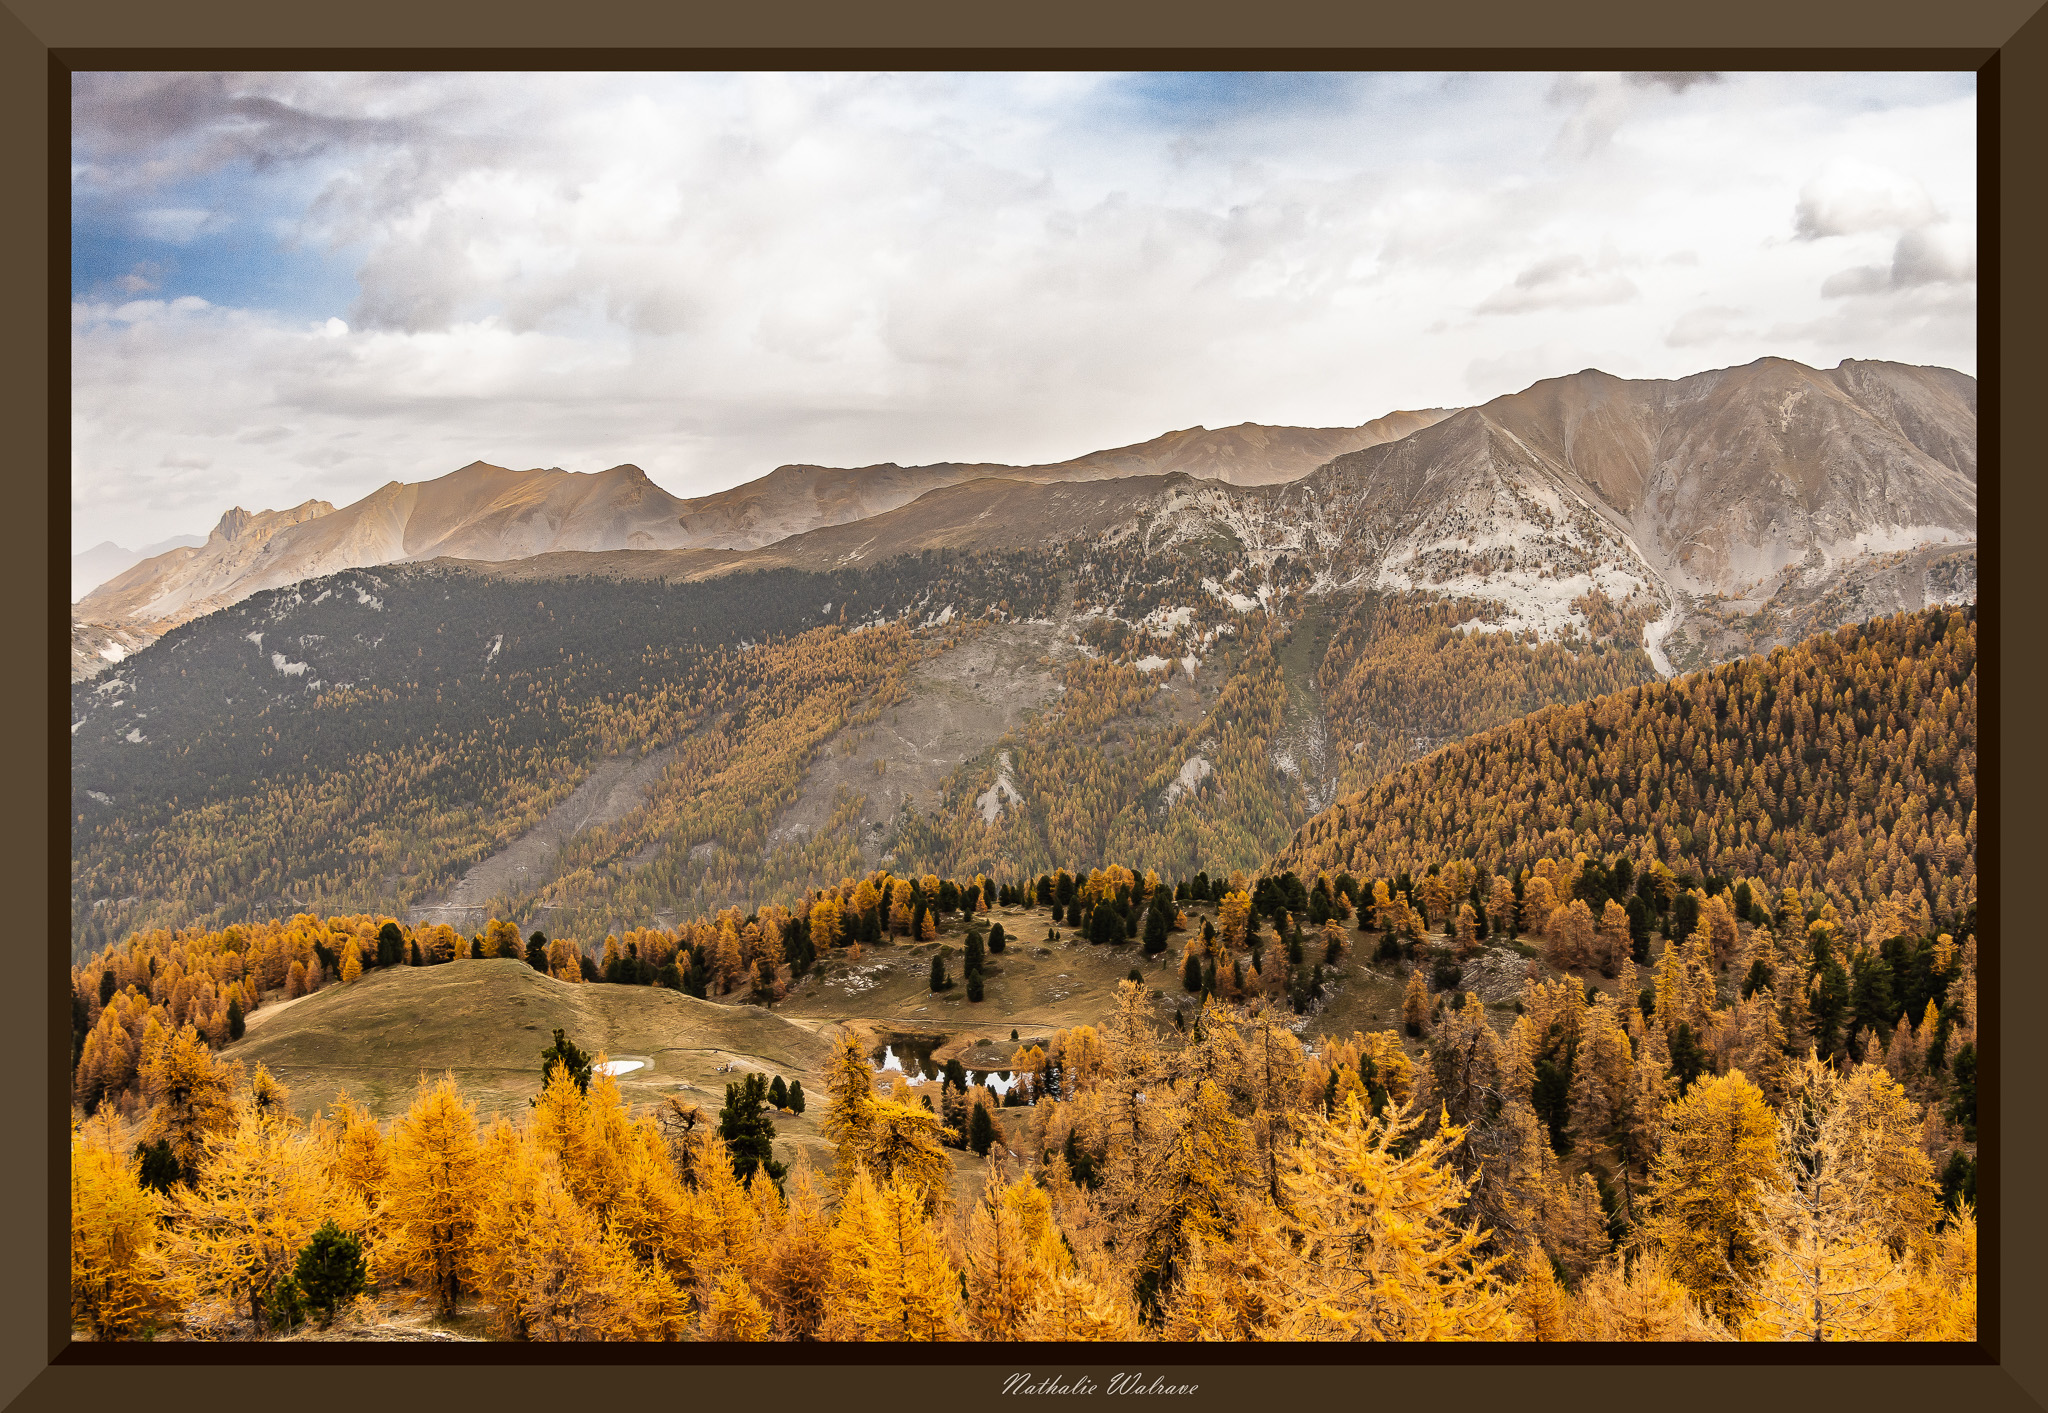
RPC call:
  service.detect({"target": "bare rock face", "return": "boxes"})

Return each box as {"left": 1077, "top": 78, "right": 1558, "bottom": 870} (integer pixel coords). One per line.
{"left": 1464, "top": 357, "right": 1975, "bottom": 602}
{"left": 1157, "top": 357, "right": 1975, "bottom": 672}
{"left": 1459, "top": 947, "right": 1532, "bottom": 1006}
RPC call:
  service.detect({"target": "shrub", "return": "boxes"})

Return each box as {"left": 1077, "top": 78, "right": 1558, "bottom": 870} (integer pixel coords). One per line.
{"left": 264, "top": 1276, "right": 307, "bottom": 1334}
{"left": 134, "top": 1139, "right": 180, "bottom": 1193}
{"left": 292, "top": 1220, "right": 367, "bottom": 1326}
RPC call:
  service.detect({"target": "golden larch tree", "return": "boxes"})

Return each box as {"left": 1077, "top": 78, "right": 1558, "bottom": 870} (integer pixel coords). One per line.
{"left": 1644, "top": 1069, "right": 1781, "bottom": 1322}
{"left": 71, "top": 1132, "right": 169, "bottom": 1338}
{"left": 378, "top": 1073, "right": 490, "bottom": 1315}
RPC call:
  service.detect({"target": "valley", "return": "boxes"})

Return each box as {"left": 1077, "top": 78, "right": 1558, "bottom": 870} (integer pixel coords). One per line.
{"left": 70, "top": 602, "right": 1981, "bottom": 1344}
{"left": 64, "top": 69, "right": 1985, "bottom": 1349}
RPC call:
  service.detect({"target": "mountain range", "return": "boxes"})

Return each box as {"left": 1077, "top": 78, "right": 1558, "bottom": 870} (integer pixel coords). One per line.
{"left": 69, "top": 355, "right": 1977, "bottom": 948}
{"left": 70, "top": 412, "right": 1451, "bottom": 673}
{"left": 461, "top": 356, "right": 1978, "bottom": 675}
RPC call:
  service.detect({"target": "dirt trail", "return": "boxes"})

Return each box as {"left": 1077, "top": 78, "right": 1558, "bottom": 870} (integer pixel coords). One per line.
{"left": 408, "top": 744, "right": 682, "bottom": 929}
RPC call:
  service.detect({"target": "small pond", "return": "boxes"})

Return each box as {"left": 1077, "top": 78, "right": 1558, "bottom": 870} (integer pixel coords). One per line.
{"left": 872, "top": 1040, "right": 1020, "bottom": 1096}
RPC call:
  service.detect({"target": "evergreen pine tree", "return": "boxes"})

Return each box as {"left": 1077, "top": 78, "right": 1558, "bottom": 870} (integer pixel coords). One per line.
{"left": 787, "top": 1079, "right": 806, "bottom": 1115}
{"left": 539, "top": 1028, "right": 594, "bottom": 1095}
{"left": 930, "top": 955, "right": 948, "bottom": 992}
{"left": 292, "top": 1219, "right": 367, "bottom": 1325}
{"left": 1143, "top": 904, "right": 1170, "bottom": 956}
{"left": 770, "top": 1075, "right": 789, "bottom": 1109}
{"left": 226, "top": 997, "right": 245, "bottom": 1041}
{"left": 718, "top": 1072, "right": 787, "bottom": 1185}
{"left": 1183, "top": 954, "right": 1202, "bottom": 993}
{"left": 1938, "top": 1151, "right": 1976, "bottom": 1215}
{"left": 1668, "top": 1022, "right": 1709, "bottom": 1093}
{"left": 1948, "top": 1043, "right": 1977, "bottom": 1140}
{"left": 134, "top": 1138, "right": 180, "bottom": 1193}
{"left": 968, "top": 1104, "right": 996, "bottom": 1157}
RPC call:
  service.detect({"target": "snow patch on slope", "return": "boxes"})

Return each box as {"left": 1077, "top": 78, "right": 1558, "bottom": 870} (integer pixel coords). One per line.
{"left": 1202, "top": 577, "right": 1262, "bottom": 613}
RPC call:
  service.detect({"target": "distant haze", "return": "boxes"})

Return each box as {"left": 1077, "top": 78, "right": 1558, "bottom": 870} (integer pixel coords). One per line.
{"left": 71, "top": 534, "right": 204, "bottom": 602}
{"left": 71, "top": 70, "right": 1975, "bottom": 551}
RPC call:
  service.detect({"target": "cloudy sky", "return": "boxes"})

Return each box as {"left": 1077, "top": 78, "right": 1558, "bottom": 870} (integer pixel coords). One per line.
{"left": 70, "top": 69, "right": 1977, "bottom": 553}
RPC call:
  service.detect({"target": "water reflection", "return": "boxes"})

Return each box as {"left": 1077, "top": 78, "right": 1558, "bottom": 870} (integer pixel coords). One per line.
{"left": 872, "top": 1043, "right": 1018, "bottom": 1095}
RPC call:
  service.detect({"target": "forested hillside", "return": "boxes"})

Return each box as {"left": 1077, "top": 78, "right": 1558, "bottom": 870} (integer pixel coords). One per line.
{"left": 1276, "top": 605, "right": 1977, "bottom": 938}
{"left": 71, "top": 554, "right": 1055, "bottom": 955}
{"left": 73, "top": 535, "right": 1657, "bottom": 954}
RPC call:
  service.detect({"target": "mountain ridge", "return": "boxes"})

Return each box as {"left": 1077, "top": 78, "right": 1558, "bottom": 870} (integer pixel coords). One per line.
{"left": 74, "top": 412, "right": 1453, "bottom": 653}
{"left": 478, "top": 356, "right": 1975, "bottom": 677}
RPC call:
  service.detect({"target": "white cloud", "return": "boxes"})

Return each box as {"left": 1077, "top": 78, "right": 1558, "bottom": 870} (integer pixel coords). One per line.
{"left": 1890, "top": 222, "right": 1977, "bottom": 285}
{"left": 70, "top": 70, "right": 1977, "bottom": 551}
{"left": 1794, "top": 158, "right": 1940, "bottom": 239}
